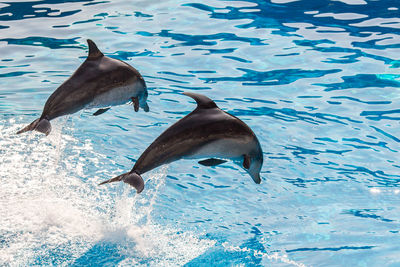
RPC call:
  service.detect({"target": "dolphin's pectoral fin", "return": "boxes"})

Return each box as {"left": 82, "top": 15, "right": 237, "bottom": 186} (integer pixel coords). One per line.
{"left": 198, "top": 158, "right": 227, "bottom": 166}
{"left": 132, "top": 97, "right": 139, "bottom": 112}
{"left": 93, "top": 108, "right": 110, "bottom": 116}
{"left": 243, "top": 154, "right": 251, "bottom": 169}
{"left": 142, "top": 102, "right": 150, "bottom": 112}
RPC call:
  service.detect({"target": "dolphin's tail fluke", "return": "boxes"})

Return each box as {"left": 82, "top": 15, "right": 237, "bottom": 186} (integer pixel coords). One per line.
{"left": 99, "top": 171, "right": 144, "bottom": 193}
{"left": 16, "top": 118, "right": 52, "bottom": 136}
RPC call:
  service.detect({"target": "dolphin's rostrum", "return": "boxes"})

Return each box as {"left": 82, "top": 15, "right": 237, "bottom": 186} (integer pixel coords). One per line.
{"left": 17, "top": 39, "right": 149, "bottom": 136}
{"left": 100, "top": 92, "right": 263, "bottom": 193}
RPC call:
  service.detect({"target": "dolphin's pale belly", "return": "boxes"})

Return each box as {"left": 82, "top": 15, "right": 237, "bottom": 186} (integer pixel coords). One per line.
{"left": 87, "top": 84, "right": 139, "bottom": 108}
{"left": 185, "top": 138, "right": 254, "bottom": 160}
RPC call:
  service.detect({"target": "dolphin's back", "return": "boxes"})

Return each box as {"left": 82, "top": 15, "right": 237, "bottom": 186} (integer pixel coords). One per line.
{"left": 133, "top": 107, "right": 257, "bottom": 174}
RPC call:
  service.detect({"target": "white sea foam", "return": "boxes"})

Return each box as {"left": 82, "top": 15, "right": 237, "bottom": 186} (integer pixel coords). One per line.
{"left": 222, "top": 243, "right": 308, "bottom": 267}
{"left": 0, "top": 117, "right": 214, "bottom": 266}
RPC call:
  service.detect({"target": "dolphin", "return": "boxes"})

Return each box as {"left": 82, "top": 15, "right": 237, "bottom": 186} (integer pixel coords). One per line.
{"left": 99, "top": 92, "right": 263, "bottom": 193}
{"left": 17, "top": 39, "right": 149, "bottom": 136}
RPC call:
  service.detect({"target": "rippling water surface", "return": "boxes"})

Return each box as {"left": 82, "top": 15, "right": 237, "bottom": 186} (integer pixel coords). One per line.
{"left": 1, "top": 0, "right": 400, "bottom": 266}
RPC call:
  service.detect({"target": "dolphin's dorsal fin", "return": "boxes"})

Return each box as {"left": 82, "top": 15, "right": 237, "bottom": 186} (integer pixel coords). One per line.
{"left": 87, "top": 39, "right": 103, "bottom": 59}
{"left": 183, "top": 92, "right": 217, "bottom": 109}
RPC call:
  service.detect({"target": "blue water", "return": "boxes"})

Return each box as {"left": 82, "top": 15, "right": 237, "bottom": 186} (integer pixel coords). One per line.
{"left": 1, "top": 0, "right": 400, "bottom": 266}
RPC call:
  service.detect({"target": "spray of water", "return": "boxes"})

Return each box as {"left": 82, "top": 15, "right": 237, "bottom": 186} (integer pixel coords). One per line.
{"left": 0, "top": 117, "right": 214, "bottom": 266}
{"left": 221, "top": 242, "right": 307, "bottom": 267}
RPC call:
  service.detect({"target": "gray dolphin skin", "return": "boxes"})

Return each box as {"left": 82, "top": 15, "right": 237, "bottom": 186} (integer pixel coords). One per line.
{"left": 17, "top": 39, "right": 149, "bottom": 136}
{"left": 99, "top": 92, "right": 263, "bottom": 193}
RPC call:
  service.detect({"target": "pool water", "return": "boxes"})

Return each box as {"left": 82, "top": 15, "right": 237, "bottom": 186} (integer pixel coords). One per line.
{"left": 1, "top": 0, "right": 400, "bottom": 266}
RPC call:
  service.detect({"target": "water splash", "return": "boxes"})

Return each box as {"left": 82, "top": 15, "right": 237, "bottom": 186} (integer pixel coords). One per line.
{"left": 220, "top": 243, "right": 307, "bottom": 267}
{"left": 0, "top": 118, "right": 214, "bottom": 266}
{"left": 97, "top": 166, "right": 215, "bottom": 266}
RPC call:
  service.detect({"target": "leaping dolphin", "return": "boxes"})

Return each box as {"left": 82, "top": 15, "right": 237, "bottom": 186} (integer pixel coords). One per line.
{"left": 99, "top": 92, "right": 263, "bottom": 193}
{"left": 17, "top": 39, "right": 149, "bottom": 136}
